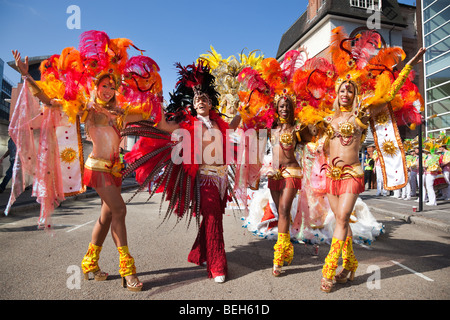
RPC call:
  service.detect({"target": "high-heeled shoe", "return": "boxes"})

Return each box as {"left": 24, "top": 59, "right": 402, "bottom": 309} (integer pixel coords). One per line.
{"left": 334, "top": 268, "right": 356, "bottom": 283}
{"left": 83, "top": 269, "right": 108, "bottom": 281}
{"left": 118, "top": 246, "right": 142, "bottom": 292}
{"left": 272, "top": 264, "right": 284, "bottom": 277}
{"left": 121, "top": 275, "right": 143, "bottom": 292}
{"left": 320, "top": 277, "right": 333, "bottom": 293}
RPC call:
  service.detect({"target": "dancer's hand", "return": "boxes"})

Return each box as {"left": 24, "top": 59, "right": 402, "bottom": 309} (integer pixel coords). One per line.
{"left": 12, "top": 50, "right": 29, "bottom": 76}
{"left": 407, "top": 47, "right": 426, "bottom": 66}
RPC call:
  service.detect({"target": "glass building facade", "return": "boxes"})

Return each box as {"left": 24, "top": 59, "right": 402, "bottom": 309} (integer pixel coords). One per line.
{"left": 422, "top": 0, "right": 450, "bottom": 136}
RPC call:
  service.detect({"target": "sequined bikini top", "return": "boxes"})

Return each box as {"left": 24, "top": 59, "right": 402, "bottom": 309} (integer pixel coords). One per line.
{"left": 270, "top": 129, "right": 296, "bottom": 150}
{"left": 325, "top": 114, "right": 362, "bottom": 146}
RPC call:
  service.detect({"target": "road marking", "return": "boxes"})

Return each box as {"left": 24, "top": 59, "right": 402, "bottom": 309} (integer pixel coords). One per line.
{"left": 390, "top": 260, "right": 434, "bottom": 282}
{"left": 66, "top": 220, "right": 95, "bottom": 233}
{"left": 0, "top": 222, "right": 17, "bottom": 226}
{"left": 358, "top": 243, "right": 373, "bottom": 250}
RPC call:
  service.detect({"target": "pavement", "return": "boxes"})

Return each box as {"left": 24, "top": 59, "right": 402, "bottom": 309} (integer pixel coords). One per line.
{"left": 1, "top": 180, "right": 449, "bottom": 233}
{"left": 359, "top": 188, "right": 450, "bottom": 233}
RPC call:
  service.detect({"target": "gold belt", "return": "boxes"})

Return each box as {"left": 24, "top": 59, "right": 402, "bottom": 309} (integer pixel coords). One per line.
{"left": 268, "top": 166, "right": 303, "bottom": 180}
{"left": 322, "top": 158, "right": 364, "bottom": 181}
{"left": 85, "top": 155, "right": 123, "bottom": 177}
{"left": 198, "top": 165, "right": 228, "bottom": 178}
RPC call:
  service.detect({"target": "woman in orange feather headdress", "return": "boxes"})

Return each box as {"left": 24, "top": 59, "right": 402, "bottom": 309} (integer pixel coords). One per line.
{"left": 237, "top": 48, "right": 322, "bottom": 277}
{"left": 12, "top": 30, "right": 163, "bottom": 292}
{"left": 317, "top": 26, "right": 426, "bottom": 293}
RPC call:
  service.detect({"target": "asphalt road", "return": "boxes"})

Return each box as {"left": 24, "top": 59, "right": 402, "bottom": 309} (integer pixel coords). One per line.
{"left": 0, "top": 188, "right": 449, "bottom": 306}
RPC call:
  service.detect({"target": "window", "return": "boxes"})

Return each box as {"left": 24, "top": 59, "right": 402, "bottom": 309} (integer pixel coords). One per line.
{"left": 423, "top": 2, "right": 450, "bottom": 137}
{"left": 350, "top": 0, "right": 380, "bottom": 10}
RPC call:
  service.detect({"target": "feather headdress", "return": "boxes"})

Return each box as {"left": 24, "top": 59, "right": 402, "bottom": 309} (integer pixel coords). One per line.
{"left": 236, "top": 49, "right": 308, "bottom": 130}
{"left": 291, "top": 56, "right": 337, "bottom": 128}
{"left": 329, "top": 26, "right": 423, "bottom": 128}
{"left": 165, "top": 60, "right": 219, "bottom": 121}
{"left": 36, "top": 30, "right": 162, "bottom": 123}
{"left": 329, "top": 26, "right": 381, "bottom": 93}
{"left": 119, "top": 55, "right": 163, "bottom": 122}
{"left": 199, "top": 46, "right": 264, "bottom": 120}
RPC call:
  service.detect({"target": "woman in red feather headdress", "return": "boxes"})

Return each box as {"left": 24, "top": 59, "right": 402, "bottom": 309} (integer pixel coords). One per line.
{"left": 12, "top": 30, "right": 162, "bottom": 292}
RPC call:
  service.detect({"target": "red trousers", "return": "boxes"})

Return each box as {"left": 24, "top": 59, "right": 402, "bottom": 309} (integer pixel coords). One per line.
{"left": 188, "top": 182, "right": 228, "bottom": 278}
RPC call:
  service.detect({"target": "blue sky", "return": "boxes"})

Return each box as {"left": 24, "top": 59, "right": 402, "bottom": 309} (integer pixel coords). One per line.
{"left": 0, "top": 0, "right": 417, "bottom": 101}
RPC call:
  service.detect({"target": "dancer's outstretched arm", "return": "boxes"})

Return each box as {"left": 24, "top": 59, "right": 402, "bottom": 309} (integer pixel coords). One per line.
{"left": 12, "top": 50, "right": 55, "bottom": 106}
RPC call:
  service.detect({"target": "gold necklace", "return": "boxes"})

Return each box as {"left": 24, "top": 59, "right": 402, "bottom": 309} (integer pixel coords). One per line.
{"left": 95, "top": 97, "right": 111, "bottom": 107}
{"left": 339, "top": 105, "right": 352, "bottom": 112}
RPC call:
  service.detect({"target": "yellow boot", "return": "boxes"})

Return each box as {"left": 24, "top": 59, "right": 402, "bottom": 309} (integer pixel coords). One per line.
{"left": 321, "top": 237, "right": 344, "bottom": 292}
{"left": 272, "top": 233, "right": 294, "bottom": 276}
{"left": 118, "top": 246, "right": 142, "bottom": 292}
{"left": 335, "top": 236, "right": 358, "bottom": 283}
{"left": 81, "top": 243, "right": 108, "bottom": 281}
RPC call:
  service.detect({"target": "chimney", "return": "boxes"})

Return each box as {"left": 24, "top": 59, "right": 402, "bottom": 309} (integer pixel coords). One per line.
{"left": 307, "top": 0, "right": 320, "bottom": 21}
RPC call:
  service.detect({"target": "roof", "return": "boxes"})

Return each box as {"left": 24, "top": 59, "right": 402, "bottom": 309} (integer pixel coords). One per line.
{"left": 7, "top": 55, "right": 51, "bottom": 73}
{"left": 7, "top": 55, "right": 51, "bottom": 82}
{"left": 276, "top": 0, "right": 409, "bottom": 59}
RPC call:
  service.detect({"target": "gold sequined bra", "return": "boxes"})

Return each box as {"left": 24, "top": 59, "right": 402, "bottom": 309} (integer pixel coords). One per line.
{"left": 270, "top": 129, "right": 296, "bottom": 150}
{"left": 325, "top": 116, "right": 362, "bottom": 146}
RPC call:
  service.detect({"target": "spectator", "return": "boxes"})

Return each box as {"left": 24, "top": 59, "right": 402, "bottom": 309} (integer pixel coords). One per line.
{"left": 0, "top": 138, "right": 17, "bottom": 193}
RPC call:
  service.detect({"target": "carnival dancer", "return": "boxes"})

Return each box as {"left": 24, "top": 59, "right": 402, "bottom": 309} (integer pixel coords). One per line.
{"left": 439, "top": 144, "right": 450, "bottom": 200}
{"left": 267, "top": 95, "right": 303, "bottom": 276}
{"left": 236, "top": 48, "right": 322, "bottom": 276}
{"left": 403, "top": 149, "right": 416, "bottom": 200}
{"left": 123, "top": 61, "right": 241, "bottom": 283}
{"left": 11, "top": 30, "right": 163, "bottom": 292}
{"left": 318, "top": 27, "right": 425, "bottom": 293}
{"left": 424, "top": 147, "right": 441, "bottom": 206}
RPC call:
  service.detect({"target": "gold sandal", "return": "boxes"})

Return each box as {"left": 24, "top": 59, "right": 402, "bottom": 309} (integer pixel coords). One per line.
{"left": 122, "top": 275, "right": 143, "bottom": 292}
{"left": 272, "top": 264, "right": 284, "bottom": 277}
{"left": 83, "top": 269, "right": 108, "bottom": 281}
{"left": 320, "top": 277, "right": 333, "bottom": 293}
{"left": 334, "top": 268, "right": 355, "bottom": 284}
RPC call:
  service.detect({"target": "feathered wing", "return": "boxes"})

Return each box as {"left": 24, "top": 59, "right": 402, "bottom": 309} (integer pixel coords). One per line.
{"left": 122, "top": 119, "right": 201, "bottom": 227}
